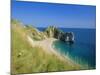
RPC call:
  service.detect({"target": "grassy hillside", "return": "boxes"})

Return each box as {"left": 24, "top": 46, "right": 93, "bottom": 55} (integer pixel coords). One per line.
{"left": 11, "top": 19, "right": 80, "bottom": 74}
{"left": 25, "top": 25, "right": 47, "bottom": 40}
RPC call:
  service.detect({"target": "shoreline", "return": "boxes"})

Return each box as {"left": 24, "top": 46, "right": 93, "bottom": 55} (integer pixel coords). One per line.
{"left": 27, "top": 36, "right": 81, "bottom": 67}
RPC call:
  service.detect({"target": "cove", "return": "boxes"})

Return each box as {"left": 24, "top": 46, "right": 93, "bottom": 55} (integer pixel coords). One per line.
{"left": 52, "top": 40, "right": 96, "bottom": 68}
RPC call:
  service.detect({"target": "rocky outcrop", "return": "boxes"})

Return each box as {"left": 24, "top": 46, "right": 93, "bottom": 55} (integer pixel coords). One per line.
{"left": 45, "top": 26, "right": 74, "bottom": 44}
{"left": 59, "top": 32, "right": 74, "bottom": 44}
{"left": 25, "top": 25, "right": 74, "bottom": 43}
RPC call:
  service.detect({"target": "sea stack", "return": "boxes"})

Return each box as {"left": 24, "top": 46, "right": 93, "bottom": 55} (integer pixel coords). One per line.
{"left": 45, "top": 26, "right": 75, "bottom": 44}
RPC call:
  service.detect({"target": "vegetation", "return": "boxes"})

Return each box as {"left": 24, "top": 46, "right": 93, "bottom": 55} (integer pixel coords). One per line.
{"left": 25, "top": 25, "right": 44, "bottom": 40}
{"left": 11, "top": 19, "right": 80, "bottom": 74}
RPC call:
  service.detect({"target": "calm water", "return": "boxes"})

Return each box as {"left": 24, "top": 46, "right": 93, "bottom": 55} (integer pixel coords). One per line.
{"left": 38, "top": 28, "right": 96, "bottom": 68}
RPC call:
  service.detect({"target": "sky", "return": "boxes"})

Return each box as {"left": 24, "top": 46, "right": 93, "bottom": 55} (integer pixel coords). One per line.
{"left": 11, "top": 0, "right": 96, "bottom": 28}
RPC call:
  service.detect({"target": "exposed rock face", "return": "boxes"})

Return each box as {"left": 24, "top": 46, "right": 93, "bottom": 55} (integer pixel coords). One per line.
{"left": 60, "top": 32, "right": 74, "bottom": 44}
{"left": 25, "top": 25, "right": 74, "bottom": 43}
{"left": 45, "top": 26, "right": 74, "bottom": 44}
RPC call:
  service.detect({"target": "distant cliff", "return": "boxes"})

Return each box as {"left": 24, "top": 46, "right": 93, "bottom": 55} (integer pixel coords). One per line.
{"left": 44, "top": 26, "right": 74, "bottom": 44}
{"left": 25, "top": 25, "right": 74, "bottom": 44}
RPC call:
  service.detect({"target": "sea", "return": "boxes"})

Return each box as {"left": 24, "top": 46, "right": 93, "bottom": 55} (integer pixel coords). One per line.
{"left": 37, "top": 27, "right": 96, "bottom": 68}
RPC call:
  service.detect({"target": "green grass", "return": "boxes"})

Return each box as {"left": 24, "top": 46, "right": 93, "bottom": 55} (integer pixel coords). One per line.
{"left": 11, "top": 20, "right": 81, "bottom": 74}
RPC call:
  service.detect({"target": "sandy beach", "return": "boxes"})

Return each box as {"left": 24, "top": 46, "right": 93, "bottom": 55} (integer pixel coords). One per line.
{"left": 27, "top": 36, "right": 80, "bottom": 67}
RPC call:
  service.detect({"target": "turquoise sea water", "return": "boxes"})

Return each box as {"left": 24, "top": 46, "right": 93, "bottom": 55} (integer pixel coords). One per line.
{"left": 38, "top": 28, "right": 96, "bottom": 68}
{"left": 52, "top": 28, "right": 96, "bottom": 68}
{"left": 53, "top": 40, "right": 95, "bottom": 68}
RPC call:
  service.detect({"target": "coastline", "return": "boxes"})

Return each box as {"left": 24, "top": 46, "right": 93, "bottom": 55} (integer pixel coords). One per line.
{"left": 27, "top": 36, "right": 81, "bottom": 67}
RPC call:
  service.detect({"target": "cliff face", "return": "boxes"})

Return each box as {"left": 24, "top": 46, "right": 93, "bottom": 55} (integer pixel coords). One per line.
{"left": 25, "top": 25, "right": 74, "bottom": 44}
{"left": 60, "top": 32, "right": 74, "bottom": 44}
{"left": 44, "top": 26, "right": 74, "bottom": 44}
